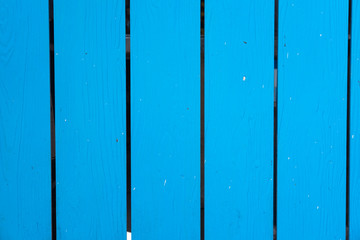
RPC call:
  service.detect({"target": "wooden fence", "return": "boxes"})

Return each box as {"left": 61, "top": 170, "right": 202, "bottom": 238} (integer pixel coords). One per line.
{"left": 1, "top": 0, "right": 359, "bottom": 239}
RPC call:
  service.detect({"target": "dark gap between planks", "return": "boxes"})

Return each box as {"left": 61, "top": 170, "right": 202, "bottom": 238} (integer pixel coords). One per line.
{"left": 126, "top": 0, "right": 131, "bottom": 233}
{"left": 48, "top": 0, "right": 56, "bottom": 239}
{"left": 274, "top": 0, "right": 279, "bottom": 239}
{"left": 200, "top": 0, "right": 205, "bottom": 240}
{"left": 346, "top": 0, "right": 352, "bottom": 239}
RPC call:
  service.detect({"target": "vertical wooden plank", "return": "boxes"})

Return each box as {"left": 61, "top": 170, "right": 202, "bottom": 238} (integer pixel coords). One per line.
{"left": 0, "top": 0, "right": 50, "bottom": 239}
{"left": 277, "top": 1, "right": 348, "bottom": 239}
{"left": 54, "top": 1, "right": 126, "bottom": 239}
{"left": 350, "top": 0, "right": 360, "bottom": 238}
{"left": 205, "top": 1, "right": 274, "bottom": 239}
{"left": 131, "top": 1, "right": 200, "bottom": 239}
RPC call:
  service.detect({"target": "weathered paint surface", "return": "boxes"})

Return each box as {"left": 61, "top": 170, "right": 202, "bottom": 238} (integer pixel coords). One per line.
{"left": 205, "top": 0, "right": 274, "bottom": 239}
{"left": 131, "top": 1, "right": 200, "bottom": 239}
{"left": 277, "top": 1, "right": 348, "bottom": 239}
{"left": 0, "top": 0, "right": 51, "bottom": 238}
{"left": 54, "top": 1, "right": 126, "bottom": 239}
{"left": 350, "top": 0, "right": 360, "bottom": 238}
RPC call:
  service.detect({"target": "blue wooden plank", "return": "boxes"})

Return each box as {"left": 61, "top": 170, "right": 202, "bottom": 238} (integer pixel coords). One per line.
{"left": 277, "top": 1, "right": 348, "bottom": 239}
{"left": 131, "top": 1, "right": 200, "bottom": 239}
{"left": 205, "top": 1, "right": 274, "bottom": 239}
{"left": 0, "top": 0, "right": 50, "bottom": 239}
{"left": 350, "top": 0, "right": 360, "bottom": 238}
{"left": 54, "top": 1, "right": 126, "bottom": 239}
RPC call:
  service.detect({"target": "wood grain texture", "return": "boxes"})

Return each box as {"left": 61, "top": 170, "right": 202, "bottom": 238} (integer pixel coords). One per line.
{"left": 0, "top": 0, "right": 50, "bottom": 239}
{"left": 277, "top": 1, "right": 348, "bottom": 239}
{"left": 350, "top": 0, "right": 360, "bottom": 238}
{"left": 54, "top": 1, "right": 126, "bottom": 239}
{"left": 131, "top": 1, "right": 200, "bottom": 239}
{"left": 205, "top": 1, "right": 274, "bottom": 239}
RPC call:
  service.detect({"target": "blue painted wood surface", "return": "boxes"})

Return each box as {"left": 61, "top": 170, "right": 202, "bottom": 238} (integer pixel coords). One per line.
{"left": 54, "top": 1, "right": 126, "bottom": 239}
{"left": 350, "top": 0, "right": 360, "bottom": 238}
{"left": 131, "top": 1, "right": 200, "bottom": 239}
{"left": 277, "top": 1, "right": 348, "bottom": 239}
{"left": 0, "top": 0, "right": 50, "bottom": 239}
{"left": 205, "top": 1, "right": 274, "bottom": 239}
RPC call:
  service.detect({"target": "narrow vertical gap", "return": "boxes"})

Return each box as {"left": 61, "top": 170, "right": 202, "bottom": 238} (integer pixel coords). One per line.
{"left": 346, "top": 0, "right": 352, "bottom": 239}
{"left": 48, "top": 0, "right": 56, "bottom": 239}
{"left": 200, "top": 0, "right": 205, "bottom": 240}
{"left": 126, "top": 0, "right": 131, "bottom": 234}
{"left": 273, "top": 0, "right": 279, "bottom": 239}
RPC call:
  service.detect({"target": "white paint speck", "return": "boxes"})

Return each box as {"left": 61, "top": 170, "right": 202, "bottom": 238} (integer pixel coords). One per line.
{"left": 228, "top": 186, "right": 231, "bottom": 189}
{"left": 133, "top": 187, "right": 136, "bottom": 191}
{"left": 56, "top": 53, "right": 59, "bottom": 56}
{"left": 164, "top": 179, "right": 167, "bottom": 186}
{"left": 127, "top": 232, "right": 132, "bottom": 240}
{"left": 262, "top": 84, "right": 265, "bottom": 88}
{"left": 122, "top": 132, "right": 125, "bottom": 135}
{"left": 288, "top": 157, "right": 291, "bottom": 160}
{"left": 64, "top": 118, "right": 67, "bottom": 122}
{"left": 308, "top": 194, "right": 310, "bottom": 198}
{"left": 320, "top": 34, "right": 323, "bottom": 37}
{"left": 243, "top": 76, "right": 246, "bottom": 81}
{"left": 352, "top": 135, "right": 355, "bottom": 139}
{"left": 287, "top": 52, "right": 289, "bottom": 59}
{"left": 289, "top": 97, "right": 292, "bottom": 101}
{"left": 224, "top": 41, "right": 227, "bottom": 46}
{"left": 317, "top": 206, "right": 319, "bottom": 210}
